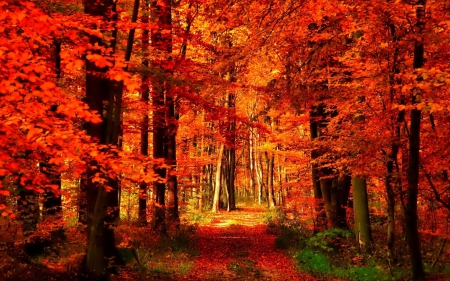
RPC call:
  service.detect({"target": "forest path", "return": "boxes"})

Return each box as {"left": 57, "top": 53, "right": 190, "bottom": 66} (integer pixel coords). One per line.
{"left": 178, "top": 206, "right": 319, "bottom": 281}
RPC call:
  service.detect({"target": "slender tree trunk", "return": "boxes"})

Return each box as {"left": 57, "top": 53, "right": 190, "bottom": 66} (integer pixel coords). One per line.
{"left": 255, "top": 137, "right": 263, "bottom": 204}
{"left": 310, "top": 107, "right": 326, "bottom": 230}
{"left": 320, "top": 177, "right": 334, "bottom": 227}
{"left": 352, "top": 176, "right": 372, "bottom": 253}
{"left": 83, "top": 1, "right": 119, "bottom": 277}
{"left": 150, "top": 0, "right": 173, "bottom": 233}
{"left": 41, "top": 40, "right": 63, "bottom": 222}
{"left": 267, "top": 152, "right": 276, "bottom": 208}
{"left": 212, "top": 144, "right": 224, "bottom": 213}
{"left": 336, "top": 174, "right": 351, "bottom": 228}
{"left": 386, "top": 156, "right": 396, "bottom": 262}
{"left": 166, "top": 93, "right": 179, "bottom": 226}
{"left": 163, "top": 0, "right": 179, "bottom": 228}
{"left": 405, "top": 1, "right": 425, "bottom": 279}
{"left": 198, "top": 135, "right": 205, "bottom": 211}
{"left": 386, "top": 21, "right": 401, "bottom": 264}
{"left": 139, "top": 0, "right": 149, "bottom": 226}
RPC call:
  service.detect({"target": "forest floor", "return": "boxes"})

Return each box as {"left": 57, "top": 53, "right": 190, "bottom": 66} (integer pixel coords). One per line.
{"left": 176, "top": 205, "right": 324, "bottom": 281}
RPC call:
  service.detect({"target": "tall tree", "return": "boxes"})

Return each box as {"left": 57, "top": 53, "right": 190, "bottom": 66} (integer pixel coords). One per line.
{"left": 139, "top": 0, "right": 149, "bottom": 226}
{"left": 83, "top": 0, "right": 121, "bottom": 277}
{"left": 212, "top": 144, "right": 224, "bottom": 213}
{"left": 404, "top": 0, "right": 426, "bottom": 279}
{"left": 150, "top": 0, "right": 174, "bottom": 232}
{"left": 352, "top": 176, "right": 372, "bottom": 252}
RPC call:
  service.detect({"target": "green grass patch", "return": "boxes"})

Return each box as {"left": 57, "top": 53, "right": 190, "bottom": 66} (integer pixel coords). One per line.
{"left": 295, "top": 249, "right": 409, "bottom": 281}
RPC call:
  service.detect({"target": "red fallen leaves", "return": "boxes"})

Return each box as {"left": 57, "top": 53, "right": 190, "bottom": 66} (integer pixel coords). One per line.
{"left": 178, "top": 207, "right": 322, "bottom": 281}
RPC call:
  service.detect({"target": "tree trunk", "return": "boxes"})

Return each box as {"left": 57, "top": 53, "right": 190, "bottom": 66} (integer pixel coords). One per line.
{"left": 336, "top": 174, "right": 351, "bottom": 228}
{"left": 267, "top": 152, "right": 276, "bottom": 208}
{"left": 163, "top": 0, "right": 179, "bottom": 229}
{"left": 386, "top": 21, "right": 401, "bottom": 264}
{"left": 224, "top": 93, "right": 236, "bottom": 210}
{"left": 386, "top": 155, "right": 396, "bottom": 262}
{"left": 166, "top": 95, "right": 179, "bottom": 226}
{"left": 405, "top": 1, "right": 425, "bottom": 279}
{"left": 352, "top": 176, "right": 372, "bottom": 253}
{"left": 310, "top": 107, "right": 326, "bottom": 230}
{"left": 212, "top": 144, "right": 224, "bottom": 213}
{"left": 138, "top": 0, "right": 148, "bottom": 227}
{"left": 320, "top": 177, "right": 334, "bottom": 227}
{"left": 83, "top": 1, "right": 122, "bottom": 276}
{"left": 150, "top": 0, "right": 173, "bottom": 233}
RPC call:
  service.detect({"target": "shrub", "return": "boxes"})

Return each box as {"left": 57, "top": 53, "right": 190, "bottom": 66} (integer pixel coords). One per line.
{"left": 295, "top": 250, "right": 331, "bottom": 275}
{"left": 305, "top": 228, "right": 353, "bottom": 253}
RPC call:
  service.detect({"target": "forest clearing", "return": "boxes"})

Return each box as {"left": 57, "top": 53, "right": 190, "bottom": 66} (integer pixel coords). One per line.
{"left": 1, "top": 0, "right": 450, "bottom": 280}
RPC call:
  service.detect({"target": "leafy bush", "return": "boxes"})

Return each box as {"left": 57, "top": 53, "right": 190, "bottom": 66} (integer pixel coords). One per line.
{"left": 305, "top": 228, "right": 353, "bottom": 253}
{"left": 295, "top": 250, "right": 331, "bottom": 274}
{"left": 295, "top": 250, "right": 394, "bottom": 281}
{"left": 159, "top": 224, "right": 198, "bottom": 253}
{"left": 275, "top": 227, "right": 300, "bottom": 249}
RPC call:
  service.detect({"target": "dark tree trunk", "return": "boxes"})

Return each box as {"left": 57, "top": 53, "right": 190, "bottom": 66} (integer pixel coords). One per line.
{"left": 352, "top": 176, "right": 373, "bottom": 253}
{"left": 226, "top": 93, "right": 237, "bottom": 210}
{"left": 267, "top": 152, "right": 276, "bottom": 208}
{"left": 139, "top": 0, "right": 149, "bottom": 226}
{"left": 166, "top": 95, "right": 179, "bottom": 225}
{"left": 336, "top": 174, "right": 351, "bottom": 228}
{"left": 310, "top": 107, "right": 326, "bottom": 231}
{"left": 83, "top": 0, "right": 121, "bottom": 277}
{"left": 320, "top": 175, "right": 334, "bottom": 227}
{"left": 405, "top": 1, "right": 425, "bottom": 279}
{"left": 150, "top": 0, "right": 174, "bottom": 233}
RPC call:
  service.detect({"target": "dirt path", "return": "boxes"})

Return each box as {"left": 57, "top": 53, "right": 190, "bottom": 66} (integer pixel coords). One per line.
{"left": 179, "top": 206, "right": 318, "bottom": 281}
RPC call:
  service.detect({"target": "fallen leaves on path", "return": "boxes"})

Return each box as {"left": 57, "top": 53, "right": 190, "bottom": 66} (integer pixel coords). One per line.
{"left": 178, "top": 206, "right": 323, "bottom": 281}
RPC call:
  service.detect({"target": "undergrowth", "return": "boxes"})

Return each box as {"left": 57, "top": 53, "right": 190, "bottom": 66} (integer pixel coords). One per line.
{"left": 264, "top": 208, "right": 448, "bottom": 281}
{"left": 116, "top": 223, "right": 198, "bottom": 279}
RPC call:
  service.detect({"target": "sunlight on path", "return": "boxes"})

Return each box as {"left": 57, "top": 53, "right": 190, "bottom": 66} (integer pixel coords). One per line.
{"left": 178, "top": 206, "right": 321, "bottom": 281}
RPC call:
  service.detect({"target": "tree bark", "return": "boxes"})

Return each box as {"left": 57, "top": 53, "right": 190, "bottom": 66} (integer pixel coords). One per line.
{"left": 352, "top": 176, "right": 372, "bottom": 253}
{"left": 310, "top": 107, "right": 326, "bottom": 230}
{"left": 267, "top": 152, "right": 276, "bottom": 208}
{"left": 320, "top": 176, "right": 334, "bottom": 227}
{"left": 150, "top": 0, "right": 173, "bottom": 233}
{"left": 138, "top": 0, "right": 148, "bottom": 227}
{"left": 405, "top": 1, "right": 425, "bottom": 279}
{"left": 212, "top": 144, "right": 224, "bottom": 213}
{"left": 83, "top": 1, "right": 122, "bottom": 277}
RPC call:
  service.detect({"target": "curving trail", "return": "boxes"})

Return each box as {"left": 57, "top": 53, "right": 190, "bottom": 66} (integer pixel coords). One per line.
{"left": 178, "top": 206, "right": 320, "bottom": 281}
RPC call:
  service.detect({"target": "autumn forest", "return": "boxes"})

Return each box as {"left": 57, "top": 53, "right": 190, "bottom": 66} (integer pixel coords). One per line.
{"left": 1, "top": 0, "right": 450, "bottom": 280}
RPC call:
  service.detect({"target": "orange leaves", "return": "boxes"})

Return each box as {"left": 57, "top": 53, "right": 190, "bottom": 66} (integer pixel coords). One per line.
{"left": 26, "top": 126, "right": 42, "bottom": 140}
{"left": 86, "top": 53, "right": 113, "bottom": 68}
{"left": 66, "top": 59, "right": 84, "bottom": 71}
{"left": 0, "top": 190, "right": 10, "bottom": 196}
